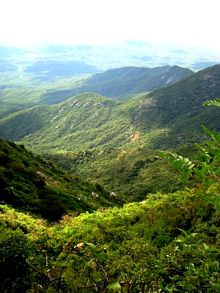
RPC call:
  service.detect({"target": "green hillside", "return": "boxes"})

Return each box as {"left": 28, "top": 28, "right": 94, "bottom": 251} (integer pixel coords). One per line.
{"left": 0, "top": 186, "right": 219, "bottom": 291}
{"left": 41, "top": 65, "right": 193, "bottom": 103}
{"left": 0, "top": 64, "right": 220, "bottom": 205}
{"left": 1, "top": 117, "right": 220, "bottom": 291}
{"left": 47, "top": 146, "right": 196, "bottom": 202}
{"left": 130, "top": 64, "right": 220, "bottom": 147}
{"left": 0, "top": 93, "right": 131, "bottom": 152}
{"left": 1, "top": 62, "right": 220, "bottom": 292}
{"left": 2, "top": 63, "right": 220, "bottom": 203}
{"left": 0, "top": 139, "right": 116, "bottom": 221}
{"left": 0, "top": 65, "right": 220, "bottom": 153}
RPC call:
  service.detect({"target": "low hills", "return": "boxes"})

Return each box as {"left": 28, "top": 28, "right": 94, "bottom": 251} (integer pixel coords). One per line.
{"left": 41, "top": 65, "right": 193, "bottom": 103}
{"left": 0, "top": 139, "right": 116, "bottom": 221}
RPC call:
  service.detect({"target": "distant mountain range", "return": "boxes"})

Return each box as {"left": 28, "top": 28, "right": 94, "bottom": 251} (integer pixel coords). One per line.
{"left": 25, "top": 60, "right": 97, "bottom": 81}
{"left": 27, "top": 42, "right": 220, "bottom": 70}
{"left": 41, "top": 65, "right": 193, "bottom": 102}
{"left": 1, "top": 42, "right": 220, "bottom": 82}
{"left": 0, "top": 64, "right": 220, "bottom": 153}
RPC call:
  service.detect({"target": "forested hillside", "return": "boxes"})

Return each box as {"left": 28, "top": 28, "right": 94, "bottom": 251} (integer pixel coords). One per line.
{"left": 1, "top": 182, "right": 219, "bottom": 291}
{"left": 1, "top": 65, "right": 220, "bottom": 153}
{"left": 0, "top": 62, "right": 220, "bottom": 292}
{"left": 0, "top": 139, "right": 116, "bottom": 221}
{"left": 47, "top": 146, "right": 196, "bottom": 202}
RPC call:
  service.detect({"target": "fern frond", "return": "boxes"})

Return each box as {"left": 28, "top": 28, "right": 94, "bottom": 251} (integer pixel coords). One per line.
{"left": 203, "top": 98, "right": 220, "bottom": 107}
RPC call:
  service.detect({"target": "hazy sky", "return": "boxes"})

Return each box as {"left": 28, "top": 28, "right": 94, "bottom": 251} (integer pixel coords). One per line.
{"left": 0, "top": 0, "right": 219, "bottom": 49}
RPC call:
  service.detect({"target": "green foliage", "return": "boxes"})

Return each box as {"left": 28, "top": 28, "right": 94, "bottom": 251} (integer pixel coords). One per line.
{"left": 155, "top": 230, "right": 220, "bottom": 291}
{"left": 45, "top": 190, "right": 220, "bottom": 291}
{"left": 0, "top": 139, "right": 117, "bottom": 220}
{"left": 160, "top": 113, "right": 220, "bottom": 188}
{"left": 48, "top": 147, "right": 189, "bottom": 202}
{"left": 0, "top": 187, "right": 219, "bottom": 291}
{"left": 1, "top": 55, "right": 220, "bottom": 292}
{"left": 1, "top": 65, "right": 220, "bottom": 154}
{"left": 203, "top": 98, "right": 220, "bottom": 107}
{"left": 160, "top": 151, "right": 195, "bottom": 181}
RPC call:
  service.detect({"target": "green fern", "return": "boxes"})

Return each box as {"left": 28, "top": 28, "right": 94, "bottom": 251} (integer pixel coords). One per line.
{"left": 203, "top": 98, "right": 220, "bottom": 107}
{"left": 161, "top": 98, "right": 220, "bottom": 186}
{"left": 160, "top": 151, "right": 194, "bottom": 181}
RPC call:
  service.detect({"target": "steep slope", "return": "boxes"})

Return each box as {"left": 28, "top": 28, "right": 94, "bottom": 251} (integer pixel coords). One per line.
{"left": 41, "top": 65, "right": 194, "bottom": 103}
{"left": 0, "top": 139, "right": 116, "bottom": 220}
{"left": 129, "top": 64, "right": 220, "bottom": 147}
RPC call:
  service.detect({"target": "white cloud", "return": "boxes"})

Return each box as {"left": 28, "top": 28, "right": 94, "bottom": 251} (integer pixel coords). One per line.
{"left": 0, "top": 0, "right": 220, "bottom": 49}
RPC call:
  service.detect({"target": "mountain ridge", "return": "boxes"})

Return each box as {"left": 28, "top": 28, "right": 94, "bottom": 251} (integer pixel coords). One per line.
{"left": 0, "top": 65, "right": 220, "bottom": 154}
{"left": 41, "top": 65, "right": 194, "bottom": 103}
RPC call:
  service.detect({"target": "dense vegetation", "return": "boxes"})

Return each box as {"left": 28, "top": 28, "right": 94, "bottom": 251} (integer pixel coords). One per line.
{"left": 1, "top": 55, "right": 220, "bottom": 291}
{"left": 47, "top": 146, "right": 197, "bottom": 202}
{"left": 0, "top": 100, "right": 220, "bottom": 292}
{"left": 1, "top": 65, "right": 220, "bottom": 154}
{"left": 0, "top": 185, "right": 219, "bottom": 292}
{"left": 0, "top": 139, "right": 116, "bottom": 221}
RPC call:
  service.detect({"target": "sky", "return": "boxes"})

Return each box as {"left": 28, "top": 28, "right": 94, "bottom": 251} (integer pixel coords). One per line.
{"left": 0, "top": 0, "right": 220, "bottom": 50}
